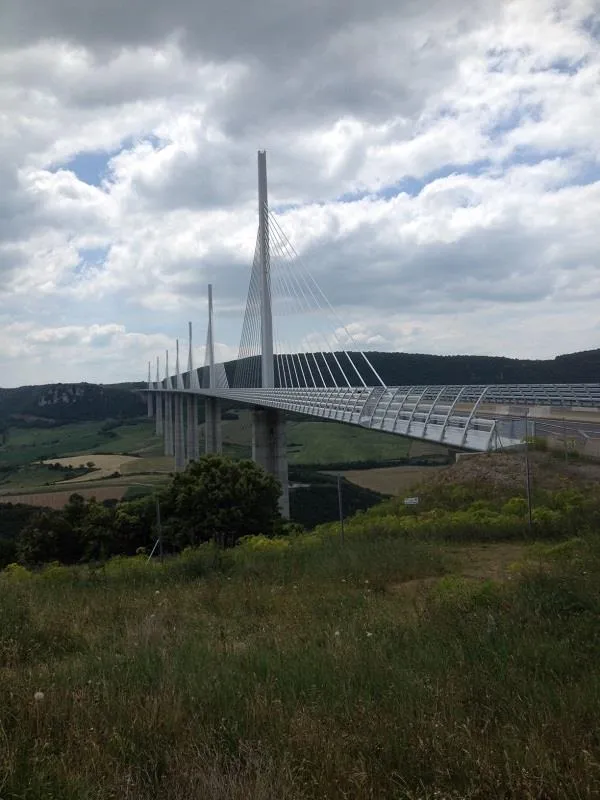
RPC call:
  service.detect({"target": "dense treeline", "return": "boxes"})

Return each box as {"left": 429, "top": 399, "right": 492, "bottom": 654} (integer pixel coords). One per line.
{"left": 222, "top": 348, "right": 600, "bottom": 387}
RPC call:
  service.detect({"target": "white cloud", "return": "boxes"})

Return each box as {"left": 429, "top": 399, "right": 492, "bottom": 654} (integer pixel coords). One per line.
{"left": 0, "top": 0, "right": 599, "bottom": 385}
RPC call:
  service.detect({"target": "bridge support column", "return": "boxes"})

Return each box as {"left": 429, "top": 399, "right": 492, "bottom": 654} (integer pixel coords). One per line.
{"left": 252, "top": 408, "right": 289, "bottom": 517}
{"left": 174, "top": 393, "right": 186, "bottom": 471}
{"left": 164, "top": 393, "right": 174, "bottom": 457}
{"left": 186, "top": 395, "right": 200, "bottom": 462}
{"left": 155, "top": 392, "right": 163, "bottom": 436}
{"left": 205, "top": 397, "right": 222, "bottom": 454}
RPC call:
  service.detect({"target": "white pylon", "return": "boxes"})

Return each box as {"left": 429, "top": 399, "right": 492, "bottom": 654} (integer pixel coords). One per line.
{"left": 147, "top": 361, "right": 153, "bottom": 417}
{"left": 174, "top": 338, "right": 186, "bottom": 471}
{"left": 258, "top": 150, "right": 274, "bottom": 388}
{"left": 164, "top": 349, "right": 174, "bottom": 457}
{"left": 186, "top": 320, "right": 200, "bottom": 461}
{"left": 204, "top": 283, "right": 222, "bottom": 454}
{"left": 155, "top": 355, "right": 163, "bottom": 435}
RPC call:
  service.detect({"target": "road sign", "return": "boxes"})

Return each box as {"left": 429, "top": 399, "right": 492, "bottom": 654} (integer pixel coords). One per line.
{"left": 404, "top": 497, "right": 419, "bottom": 505}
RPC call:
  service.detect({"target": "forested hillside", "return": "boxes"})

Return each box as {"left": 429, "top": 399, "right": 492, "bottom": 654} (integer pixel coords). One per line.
{"left": 0, "top": 383, "right": 145, "bottom": 428}
{"left": 223, "top": 348, "right": 600, "bottom": 388}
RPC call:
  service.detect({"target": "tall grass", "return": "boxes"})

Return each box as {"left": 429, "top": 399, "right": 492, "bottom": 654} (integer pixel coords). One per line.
{"left": 2, "top": 529, "right": 600, "bottom": 798}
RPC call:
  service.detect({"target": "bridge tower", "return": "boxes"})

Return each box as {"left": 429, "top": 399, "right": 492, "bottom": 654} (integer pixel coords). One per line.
{"left": 147, "top": 361, "right": 153, "bottom": 417}
{"left": 173, "top": 339, "right": 186, "bottom": 471}
{"left": 204, "top": 283, "right": 223, "bottom": 454}
{"left": 164, "top": 350, "right": 174, "bottom": 457}
{"left": 155, "top": 356, "right": 163, "bottom": 436}
{"left": 252, "top": 150, "right": 289, "bottom": 516}
{"left": 186, "top": 321, "right": 200, "bottom": 462}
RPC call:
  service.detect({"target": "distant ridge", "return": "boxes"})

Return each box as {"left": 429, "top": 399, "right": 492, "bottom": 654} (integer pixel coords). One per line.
{"left": 221, "top": 348, "right": 600, "bottom": 388}
{"left": 2, "top": 348, "right": 599, "bottom": 428}
{"left": 0, "top": 382, "right": 145, "bottom": 427}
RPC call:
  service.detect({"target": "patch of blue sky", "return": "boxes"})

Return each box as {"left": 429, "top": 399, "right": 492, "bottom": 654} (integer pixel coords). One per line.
{"left": 54, "top": 134, "right": 164, "bottom": 187}
{"left": 59, "top": 149, "right": 119, "bottom": 187}
{"left": 581, "top": 14, "right": 600, "bottom": 41}
{"left": 562, "top": 158, "right": 600, "bottom": 189}
{"left": 334, "top": 160, "right": 493, "bottom": 205}
{"left": 543, "top": 56, "right": 588, "bottom": 75}
{"left": 505, "top": 144, "right": 572, "bottom": 167}
{"left": 487, "top": 103, "right": 543, "bottom": 141}
{"left": 74, "top": 246, "right": 109, "bottom": 276}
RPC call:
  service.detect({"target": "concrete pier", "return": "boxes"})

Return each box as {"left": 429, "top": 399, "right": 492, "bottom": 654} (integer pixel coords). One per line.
{"left": 204, "top": 397, "right": 222, "bottom": 454}
{"left": 174, "top": 393, "right": 186, "bottom": 471}
{"left": 164, "top": 393, "right": 174, "bottom": 457}
{"left": 252, "top": 407, "right": 289, "bottom": 517}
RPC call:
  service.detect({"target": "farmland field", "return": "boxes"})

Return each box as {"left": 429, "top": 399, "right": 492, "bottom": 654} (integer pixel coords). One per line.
{"left": 0, "top": 486, "right": 128, "bottom": 508}
{"left": 42, "top": 453, "right": 141, "bottom": 480}
{"left": 0, "top": 412, "right": 448, "bottom": 500}
{"left": 0, "top": 420, "right": 162, "bottom": 469}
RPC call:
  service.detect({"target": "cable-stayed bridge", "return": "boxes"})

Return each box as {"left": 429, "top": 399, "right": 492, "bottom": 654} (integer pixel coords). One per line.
{"left": 145, "top": 151, "right": 600, "bottom": 515}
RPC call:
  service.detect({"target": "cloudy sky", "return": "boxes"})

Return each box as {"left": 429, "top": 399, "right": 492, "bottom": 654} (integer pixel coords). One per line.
{"left": 1, "top": 0, "right": 599, "bottom": 386}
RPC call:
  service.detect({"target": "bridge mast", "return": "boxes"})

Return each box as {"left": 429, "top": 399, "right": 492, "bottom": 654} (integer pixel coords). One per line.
{"left": 205, "top": 283, "right": 222, "bottom": 454}
{"left": 258, "top": 150, "right": 274, "bottom": 388}
{"left": 253, "top": 150, "right": 289, "bottom": 516}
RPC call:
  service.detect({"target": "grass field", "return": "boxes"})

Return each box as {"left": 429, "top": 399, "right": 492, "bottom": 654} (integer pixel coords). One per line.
{"left": 220, "top": 413, "right": 447, "bottom": 465}
{"left": 0, "top": 420, "right": 163, "bottom": 469}
{"left": 0, "top": 415, "right": 446, "bottom": 499}
{"left": 2, "top": 529, "right": 599, "bottom": 798}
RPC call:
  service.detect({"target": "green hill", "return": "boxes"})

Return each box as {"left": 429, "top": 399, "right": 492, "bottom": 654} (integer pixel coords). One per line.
{"left": 223, "top": 347, "right": 600, "bottom": 387}
{"left": 0, "top": 383, "right": 145, "bottom": 429}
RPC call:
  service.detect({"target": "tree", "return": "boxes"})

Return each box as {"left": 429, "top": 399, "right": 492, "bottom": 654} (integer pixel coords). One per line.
{"left": 17, "top": 510, "right": 80, "bottom": 565}
{"left": 161, "top": 455, "right": 281, "bottom": 548}
{"left": 112, "top": 496, "right": 155, "bottom": 555}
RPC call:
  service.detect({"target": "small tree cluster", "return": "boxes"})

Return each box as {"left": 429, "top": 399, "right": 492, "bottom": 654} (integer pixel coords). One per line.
{"left": 17, "top": 493, "right": 155, "bottom": 565}
{"left": 159, "top": 455, "right": 282, "bottom": 548}
{"left": 15, "top": 455, "right": 282, "bottom": 565}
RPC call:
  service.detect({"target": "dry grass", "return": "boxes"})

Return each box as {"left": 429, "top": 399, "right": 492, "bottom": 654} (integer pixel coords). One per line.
{"left": 341, "top": 465, "right": 444, "bottom": 496}
{"left": 427, "top": 450, "right": 600, "bottom": 494}
{"left": 120, "top": 455, "right": 174, "bottom": 475}
{"left": 42, "top": 453, "right": 141, "bottom": 481}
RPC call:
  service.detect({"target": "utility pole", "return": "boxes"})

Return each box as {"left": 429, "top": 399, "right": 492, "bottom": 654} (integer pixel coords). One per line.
{"left": 524, "top": 416, "right": 533, "bottom": 533}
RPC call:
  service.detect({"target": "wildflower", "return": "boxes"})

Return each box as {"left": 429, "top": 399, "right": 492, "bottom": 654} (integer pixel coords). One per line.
{"left": 366, "top": 632, "right": 373, "bottom": 638}
{"left": 155, "top": 590, "right": 160, "bottom": 595}
{"left": 334, "top": 630, "right": 340, "bottom": 637}
{"left": 34, "top": 691, "right": 45, "bottom": 702}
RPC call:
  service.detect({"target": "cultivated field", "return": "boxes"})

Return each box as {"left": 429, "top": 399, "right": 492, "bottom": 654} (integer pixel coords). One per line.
{"left": 1, "top": 486, "right": 128, "bottom": 508}
{"left": 42, "top": 453, "right": 141, "bottom": 480}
